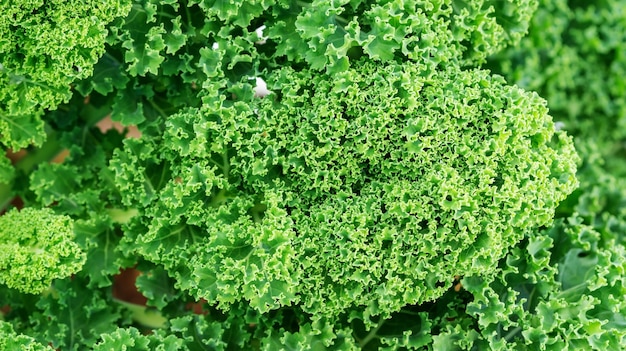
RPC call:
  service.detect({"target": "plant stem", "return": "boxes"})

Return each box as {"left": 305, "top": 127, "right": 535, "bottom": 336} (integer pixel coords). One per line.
{"left": 358, "top": 320, "right": 385, "bottom": 348}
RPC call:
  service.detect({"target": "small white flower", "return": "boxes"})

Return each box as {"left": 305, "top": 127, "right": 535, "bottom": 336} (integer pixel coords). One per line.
{"left": 554, "top": 121, "right": 565, "bottom": 131}
{"left": 255, "top": 25, "right": 267, "bottom": 45}
{"left": 212, "top": 42, "right": 219, "bottom": 50}
{"left": 253, "top": 77, "right": 271, "bottom": 98}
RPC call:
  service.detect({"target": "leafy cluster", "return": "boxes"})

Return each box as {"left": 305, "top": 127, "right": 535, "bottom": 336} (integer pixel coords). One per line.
{"left": 4, "top": 0, "right": 626, "bottom": 350}
{"left": 0, "top": 208, "right": 84, "bottom": 294}
{"left": 0, "top": 321, "right": 49, "bottom": 351}
{"left": 488, "top": 0, "right": 626, "bottom": 156}
{"left": 0, "top": 1, "right": 130, "bottom": 182}
{"left": 73, "top": 0, "right": 539, "bottom": 130}
{"left": 432, "top": 0, "right": 626, "bottom": 348}
{"left": 110, "top": 60, "right": 576, "bottom": 324}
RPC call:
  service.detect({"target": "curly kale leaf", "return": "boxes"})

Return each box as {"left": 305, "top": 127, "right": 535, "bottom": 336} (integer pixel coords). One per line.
{"left": 74, "top": 0, "right": 537, "bottom": 140}
{"left": 111, "top": 59, "right": 578, "bottom": 320}
{"left": 272, "top": 0, "right": 538, "bottom": 71}
{"left": 443, "top": 217, "right": 626, "bottom": 350}
{"left": 0, "top": 208, "right": 85, "bottom": 294}
{"left": 25, "top": 276, "right": 126, "bottom": 351}
{"left": 0, "top": 321, "right": 51, "bottom": 351}
{"left": 488, "top": 0, "right": 626, "bottom": 150}
{"left": 0, "top": 0, "right": 131, "bottom": 150}
{"left": 254, "top": 60, "right": 577, "bottom": 317}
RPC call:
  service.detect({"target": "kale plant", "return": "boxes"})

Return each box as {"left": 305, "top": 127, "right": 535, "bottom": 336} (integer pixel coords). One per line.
{"left": 4, "top": 0, "right": 623, "bottom": 350}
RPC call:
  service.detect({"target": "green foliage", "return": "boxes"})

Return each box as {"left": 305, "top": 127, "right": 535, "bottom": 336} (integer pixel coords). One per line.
{"left": 488, "top": 0, "right": 626, "bottom": 150}
{"left": 277, "top": 0, "right": 538, "bottom": 70}
{"left": 469, "top": 0, "right": 626, "bottom": 348}
{"left": 70, "top": 0, "right": 539, "bottom": 139}
{"left": 4, "top": 0, "right": 626, "bottom": 349}
{"left": 102, "top": 56, "right": 576, "bottom": 347}
{"left": 29, "top": 277, "right": 127, "bottom": 350}
{"left": 0, "top": 0, "right": 131, "bottom": 151}
{"left": 0, "top": 321, "right": 51, "bottom": 351}
{"left": 424, "top": 207, "right": 626, "bottom": 349}
{"left": 0, "top": 208, "right": 85, "bottom": 294}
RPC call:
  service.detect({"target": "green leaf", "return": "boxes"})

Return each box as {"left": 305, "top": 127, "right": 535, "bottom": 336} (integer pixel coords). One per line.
{"left": 33, "top": 277, "right": 125, "bottom": 350}
{"left": 0, "top": 153, "right": 15, "bottom": 184}
{"left": 110, "top": 86, "right": 149, "bottom": 125}
{"left": 135, "top": 264, "right": 178, "bottom": 310}
{"left": 0, "top": 208, "right": 85, "bottom": 294}
{"left": 0, "top": 110, "right": 46, "bottom": 149}
{"left": 74, "top": 217, "right": 126, "bottom": 288}
{"left": 164, "top": 16, "right": 187, "bottom": 54}
{"left": 0, "top": 321, "right": 52, "bottom": 351}
{"left": 123, "top": 25, "right": 167, "bottom": 76}
{"left": 93, "top": 327, "right": 152, "bottom": 350}
{"left": 76, "top": 53, "right": 130, "bottom": 96}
